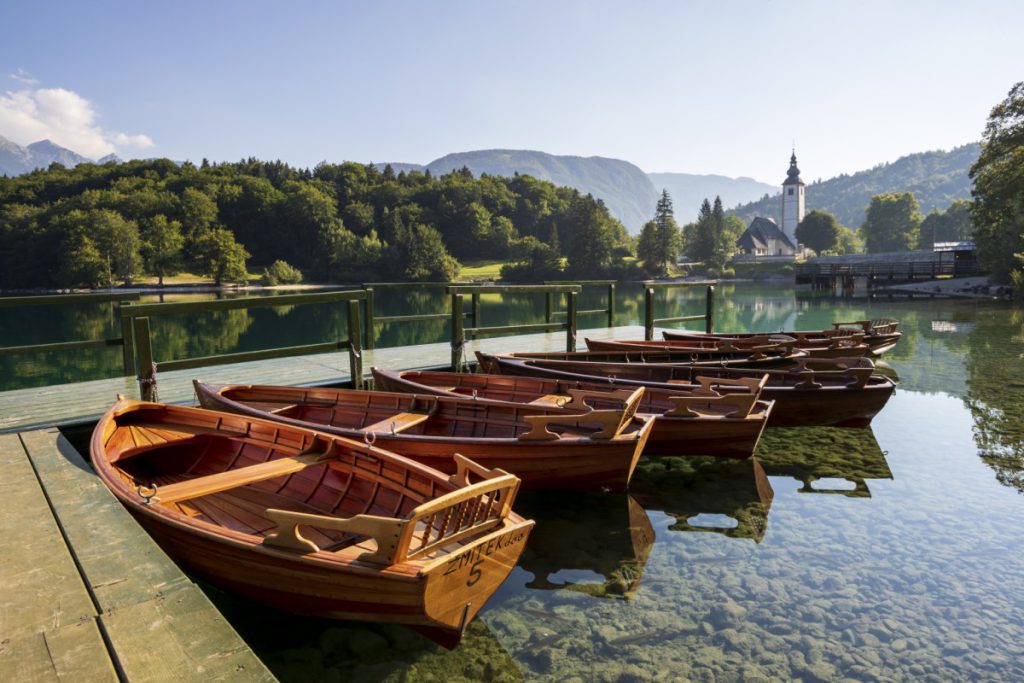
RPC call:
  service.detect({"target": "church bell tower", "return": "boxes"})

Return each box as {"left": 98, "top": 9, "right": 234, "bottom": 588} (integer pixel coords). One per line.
{"left": 781, "top": 150, "right": 805, "bottom": 245}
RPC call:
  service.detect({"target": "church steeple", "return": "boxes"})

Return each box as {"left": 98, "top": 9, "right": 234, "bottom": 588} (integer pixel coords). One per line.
{"left": 781, "top": 148, "right": 805, "bottom": 244}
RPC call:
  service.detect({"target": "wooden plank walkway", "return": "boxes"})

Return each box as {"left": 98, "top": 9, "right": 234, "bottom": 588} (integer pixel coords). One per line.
{"left": 0, "top": 324, "right": 650, "bottom": 433}
{"left": 0, "top": 429, "right": 274, "bottom": 682}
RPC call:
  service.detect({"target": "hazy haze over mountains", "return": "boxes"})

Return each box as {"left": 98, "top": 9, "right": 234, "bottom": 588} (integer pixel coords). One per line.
{"left": 0, "top": 135, "right": 91, "bottom": 175}
{"left": 648, "top": 173, "right": 776, "bottom": 221}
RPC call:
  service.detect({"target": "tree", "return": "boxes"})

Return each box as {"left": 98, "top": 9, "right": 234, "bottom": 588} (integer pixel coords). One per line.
{"left": 833, "top": 226, "right": 864, "bottom": 254}
{"left": 193, "top": 227, "right": 250, "bottom": 284}
{"left": 970, "top": 81, "right": 1024, "bottom": 283}
{"left": 796, "top": 210, "right": 842, "bottom": 253}
{"left": 140, "top": 215, "right": 184, "bottom": 286}
{"left": 861, "top": 193, "right": 921, "bottom": 252}
{"left": 260, "top": 260, "right": 303, "bottom": 285}
{"left": 637, "top": 190, "right": 682, "bottom": 275}
{"left": 917, "top": 199, "right": 973, "bottom": 249}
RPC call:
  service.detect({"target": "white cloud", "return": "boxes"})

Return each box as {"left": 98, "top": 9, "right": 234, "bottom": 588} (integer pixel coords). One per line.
{"left": 10, "top": 69, "right": 39, "bottom": 86}
{"left": 0, "top": 85, "right": 154, "bottom": 158}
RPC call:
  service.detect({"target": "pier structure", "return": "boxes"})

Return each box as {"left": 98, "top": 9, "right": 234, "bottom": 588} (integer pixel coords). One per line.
{"left": 795, "top": 247, "right": 981, "bottom": 295}
{"left": 0, "top": 281, "right": 715, "bottom": 680}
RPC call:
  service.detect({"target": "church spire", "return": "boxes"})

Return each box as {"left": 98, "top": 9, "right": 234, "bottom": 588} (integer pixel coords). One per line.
{"left": 784, "top": 149, "right": 804, "bottom": 186}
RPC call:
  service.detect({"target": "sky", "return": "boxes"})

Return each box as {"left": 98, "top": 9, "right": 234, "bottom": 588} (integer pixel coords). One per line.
{"left": 0, "top": 0, "right": 1021, "bottom": 183}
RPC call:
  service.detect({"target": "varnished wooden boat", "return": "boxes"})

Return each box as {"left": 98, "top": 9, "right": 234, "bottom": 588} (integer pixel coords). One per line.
{"left": 501, "top": 347, "right": 808, "bottom": 368}
{"left": 90, "top": 399, "right": 534, "bottom": 648}
{"left": 194, "top": 382, "right": 654, "bottom": 492}
{"left": 663, "top": 317, "right": 901, "bottom": 356}
{"left": 595, "top": 334, "right": 871, "bottom": 359}
{"left": 580, "top": 339, "right": 809, "bottom": 364}
{"left": 477, "top": 352, "right": 895, "bottom": 428}
{"left": 372, "top": 367, "right": 773, "bottom": 459}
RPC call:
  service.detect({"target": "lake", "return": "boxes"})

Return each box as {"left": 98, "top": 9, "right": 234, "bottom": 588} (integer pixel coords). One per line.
{"left": 10, "top": 282, "right": 1024, "bottom": 680}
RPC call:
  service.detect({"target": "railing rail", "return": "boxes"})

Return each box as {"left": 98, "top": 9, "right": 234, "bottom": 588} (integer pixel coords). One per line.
{"left": 544, "top": 280, "right": 616, "bottom": 327}
{"left": 447, "top": 284, "right": 582, "bottom": 371}
{"left": 361, "top": 282, "right": 474, "bottom": 350}
{"left": 0, "top": 293, "right": 141, "bottom": 374}
{"left": 121, "top": 290, "right": 366, "bottom": 400}
{"left": 642, "top": 281, "right": 716, "bottom": 340}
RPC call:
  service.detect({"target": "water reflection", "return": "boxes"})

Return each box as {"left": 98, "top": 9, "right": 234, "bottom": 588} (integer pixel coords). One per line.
{"left": 756, "top": 427, "right": 892, "bottom": 498}
{"left": 631, "top": 456, "right": 774, "bottom": 542}
{"left": 514, "top": 492, "right": 654, "bottom": 599}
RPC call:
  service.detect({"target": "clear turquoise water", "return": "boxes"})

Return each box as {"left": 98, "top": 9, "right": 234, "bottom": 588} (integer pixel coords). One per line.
{"left": 180, "top": 285, "right": 1024, "bottom": 681}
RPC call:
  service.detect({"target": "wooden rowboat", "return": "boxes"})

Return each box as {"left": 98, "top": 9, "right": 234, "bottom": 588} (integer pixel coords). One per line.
{"left": 579, "top": 339, "right": 808, "bottom": 364}
{"left": 477, "top": 352, "right": 895, "bottom": 428}
{"left": 372, "top": 367, "right": 773, "bottom": 459}
{"left": 663, "top": 317, "right": 901, "bottom": 356}
{"left": 194, "top": 382, "right": 654, "bottom": 492}
{"left": 501, "top": 347, "right": 807, "bottom": 368}
{"left": 91, "top": 399, "right": 534, "bottom": 648}
{"left": 591, "top": 335, "right": 870, "bottom": 359}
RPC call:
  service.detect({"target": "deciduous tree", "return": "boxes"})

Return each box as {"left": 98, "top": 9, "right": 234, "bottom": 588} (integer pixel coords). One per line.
{"left": 861, "top": 193, "right": 921, "bottom": 252}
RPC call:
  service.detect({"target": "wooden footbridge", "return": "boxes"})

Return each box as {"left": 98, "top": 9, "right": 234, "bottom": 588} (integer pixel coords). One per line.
{"left": 0, "top": 281, "right": 713, "bottom": 680}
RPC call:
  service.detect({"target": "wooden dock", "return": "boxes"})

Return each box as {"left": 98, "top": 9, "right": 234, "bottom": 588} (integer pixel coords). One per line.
{"left": 0, "top": 428, "right": 274, "bottom": 681}
{"left": 0, "top": 323, "right": 654, "bottom": 680}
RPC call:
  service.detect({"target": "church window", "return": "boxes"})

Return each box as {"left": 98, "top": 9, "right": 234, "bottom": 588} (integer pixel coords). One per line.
{"left": 787, "top": 188, "right": 794, "bottom": 196}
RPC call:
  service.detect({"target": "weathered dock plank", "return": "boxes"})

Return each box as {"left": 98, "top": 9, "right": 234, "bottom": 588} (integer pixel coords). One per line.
{"left": 1, "top": 621, "right": 117, "bottom": 682}
{"left": 0, "top": 325, "right": 651, "bottom": 433}
{"left": 0, "top": 434, "right": 97, "bottom": 640}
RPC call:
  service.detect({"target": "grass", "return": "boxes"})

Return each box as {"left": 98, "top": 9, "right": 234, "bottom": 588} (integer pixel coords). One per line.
{"left": 458, "top": 259, "right": 508, "bottom": 281}
{"left": 128, "top": 271, "right": 260, "bottom": 287}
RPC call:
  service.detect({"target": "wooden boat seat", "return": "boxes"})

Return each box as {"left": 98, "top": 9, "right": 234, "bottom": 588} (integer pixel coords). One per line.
{"left": 664, "top": 393, "right": 760, "bottom": 418}
{"left": 152, "top": 444, "right": 339, "bottom": 505}
{"left": 527, "top": 393, "right": 571, "bottom": 407}
{"left": 359, "top": 411, "right": 431, "bottom": 434}
{"left": 519, "top": 388, "right": 645, "bottom": 441}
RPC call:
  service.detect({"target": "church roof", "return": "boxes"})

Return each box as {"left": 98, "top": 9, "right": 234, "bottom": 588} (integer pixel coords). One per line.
{"left": 736, "top": 216, "right": 796, "bottom": 250}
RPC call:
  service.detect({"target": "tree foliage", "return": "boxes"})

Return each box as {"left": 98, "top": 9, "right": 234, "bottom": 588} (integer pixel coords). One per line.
{"left": 0, "top": 156, "right": 634, "bottom": 288}
{"left": 685, "top": 196, "right": 737, "bottom": 271}
{"left": 861, "top": 192, "right": 922, "bottom": 253}
{"left": 917, "top": 199, "right": 973, "bottom": 249}
{"left": 970, "top": 81, "right": 1024, "bottom": 283}
{"left": 637, "top": 190, "right": 682, "bottom": 275}
{"left": 795, "top": 210, "right": 841, "bottom": 253}
{"left": 260, "top": 260, "right": 303, "bottom": 285}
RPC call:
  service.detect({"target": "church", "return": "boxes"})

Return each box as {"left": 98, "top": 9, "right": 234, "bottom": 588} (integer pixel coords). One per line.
{"left": 735, "top": 152, "right": 805, "bottom": 258}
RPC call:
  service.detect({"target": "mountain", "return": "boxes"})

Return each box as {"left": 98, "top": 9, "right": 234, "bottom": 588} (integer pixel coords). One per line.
{"left": 729, "top": 144, "right": 979, "bottom": 228}
{"left": 0, "top": 136, "right": 92, "bottom": 175}
{"left": 422, "top": 149, "right": 659, "bottom": 232}
{"left": 97, "top": 153, "right": 122, "bottom": 164}
{"left": 647, "top": 173, "right": 776, "bottom": 222}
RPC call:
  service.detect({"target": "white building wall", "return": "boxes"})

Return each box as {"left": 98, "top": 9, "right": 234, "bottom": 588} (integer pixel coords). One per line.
{"left": 781, "top": 185, "right": 804, "bottom": 244}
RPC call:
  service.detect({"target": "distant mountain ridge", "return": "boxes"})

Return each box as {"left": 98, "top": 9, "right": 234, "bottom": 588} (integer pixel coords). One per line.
{"left": 729, "top": 144, "right": 979, "bottom": 228}
{"left": 0, "top": 135, "right": 92, "bottom": 175}
{"left": 648, "top": 173, "right": 776, "bottom": 221}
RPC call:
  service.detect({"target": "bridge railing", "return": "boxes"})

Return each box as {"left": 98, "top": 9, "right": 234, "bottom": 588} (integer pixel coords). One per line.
{"left": 0, "top": 293, "right": 141, "bottom": 374}
{"left": 642, "top": 281, "right": 716, "bottom": 340}
{"left": 446, "top": 284, "right": 582, "bottom": 371}
{"left": 120, "top": 290, "right": 367, "bottom": 400}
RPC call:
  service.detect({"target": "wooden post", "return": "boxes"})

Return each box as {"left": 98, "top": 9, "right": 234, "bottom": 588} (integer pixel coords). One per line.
{"left": 705, "top": 285, "right": 715, "bottom": 333}
{"left": 471, "top": 291, "right": 481, "bottom": 328}
{"left": 119, "top": 301, "right": 135, "bottom": 376}
{"left": 133, "top": 316, "right": 156, "bottom": 401}
{"left": 566, "top": 290, "right": 578, "bottom": 353}
{"left": 607, "top": 283, "right": 616, "bottom": 327}
{"left": 644, "top": 287, "right": 655, "bottom": 341}
{"left": 363, "top": 287, "right": 375, "bottom": 350}
{"left": 346, "top": 299, "right": 363, "bottom": 389}
{"left": 545, "top": 291, "right": 553, "bottom": 324}
{"left": 451, "top": 293, "right": 465, "bottom": 372}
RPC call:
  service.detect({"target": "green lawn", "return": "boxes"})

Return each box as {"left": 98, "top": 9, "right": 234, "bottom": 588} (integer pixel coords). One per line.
{"left": 459, "top": 260, "right": 508, "bottom": 281}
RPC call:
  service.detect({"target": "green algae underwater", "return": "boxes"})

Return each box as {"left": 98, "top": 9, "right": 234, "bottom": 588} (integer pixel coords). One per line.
{"left": 167, "top": 288, "right": 1024, "bottom": 680}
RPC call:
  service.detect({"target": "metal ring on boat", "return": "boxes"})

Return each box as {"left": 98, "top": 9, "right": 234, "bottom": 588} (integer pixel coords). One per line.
{"left": 137, "top": 483, "right": 158, "bottom": 506}
{"left": 364, "top": 431, "right": 376, "bottom": 446}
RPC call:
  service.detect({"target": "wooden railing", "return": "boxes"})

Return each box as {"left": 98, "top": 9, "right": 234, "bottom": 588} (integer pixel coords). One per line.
{"left": 361, "top": 282, "right": 473, "bottom": 350}
{"left": 0, "top": 292, "right": 141, "bottom": 374}
{"left": 447, "top": 284, "right": 582, "bottom": 371}
{"left": 544, "top": 280, "right": 616, "bottom": 327}
{"left": 120, "top": 290, "right": 367, "bottom": 400}
{"left": 642, "top": 281, "right": 716, "bottom": 340}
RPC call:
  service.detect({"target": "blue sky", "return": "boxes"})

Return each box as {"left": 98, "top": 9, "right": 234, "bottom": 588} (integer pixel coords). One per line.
{"left": 1, "top": 0, "right": 1021, "bottom": 182}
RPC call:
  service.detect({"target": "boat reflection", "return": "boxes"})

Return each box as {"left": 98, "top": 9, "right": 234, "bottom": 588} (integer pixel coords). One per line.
{"left": 514, "top": 491, "right": 655, "bottom": 599}
{"left": 630, "top": 456, "right": 774, "bottom": 543}
{"left": 756, "top": 426, "right": 892, "bottom": 497}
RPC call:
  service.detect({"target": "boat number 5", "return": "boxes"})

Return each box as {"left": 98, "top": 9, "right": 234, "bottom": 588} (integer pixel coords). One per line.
{"left": 466, "top": 559, "right": 484, "bottom": 587}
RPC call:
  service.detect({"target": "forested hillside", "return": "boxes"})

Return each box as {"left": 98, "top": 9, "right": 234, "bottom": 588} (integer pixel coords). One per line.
{"left": 730, "top": 144, "right": 979, "bottom": 228}
{"left": 0, "top": 158, "right": 633, "bottom": 289}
